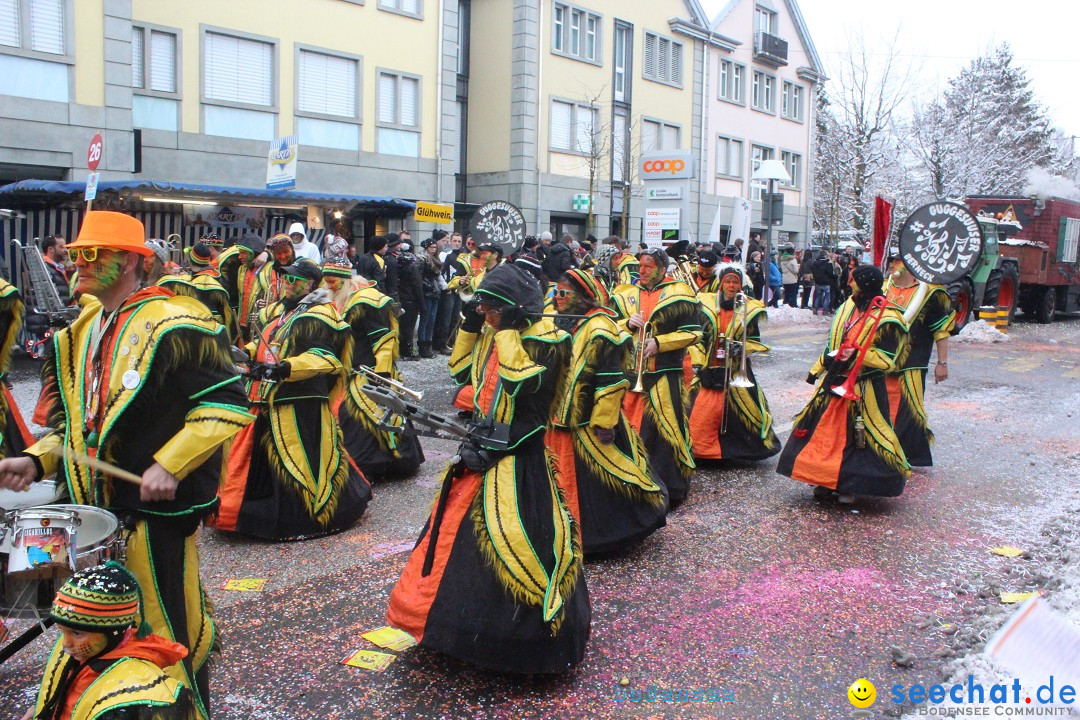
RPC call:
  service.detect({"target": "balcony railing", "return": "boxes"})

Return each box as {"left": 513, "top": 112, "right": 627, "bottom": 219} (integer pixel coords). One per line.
{"left": 754, "top": 31, "right": 788, "bottom": 66}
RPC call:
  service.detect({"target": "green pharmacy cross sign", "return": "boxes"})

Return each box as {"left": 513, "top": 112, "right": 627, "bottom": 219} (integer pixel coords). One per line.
{"left": 573, "top": 194, "right": 592, "bottom": 212}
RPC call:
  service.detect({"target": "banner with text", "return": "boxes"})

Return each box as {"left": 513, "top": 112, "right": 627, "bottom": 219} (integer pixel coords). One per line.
{"left": 266, "top": 135, "right": 299, "bottom": 190}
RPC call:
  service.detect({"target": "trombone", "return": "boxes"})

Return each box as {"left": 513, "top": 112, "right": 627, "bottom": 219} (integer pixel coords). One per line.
{"left": 720, "top": 293, "right": 753, "bottom": 434}
{"left": 630, "top": 320, "right": 654, "bottom": 393}
{"left": 355, "top": 365, "right": 424, "bottom": 403}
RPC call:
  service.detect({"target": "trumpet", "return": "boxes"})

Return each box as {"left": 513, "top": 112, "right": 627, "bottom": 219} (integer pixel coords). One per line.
{"left": 355, "top": 365, "right": 424, "bottom": 403}
{"left": 830, "top": 296, "right": 888, "bottom": 402}
{"left": 630, "top": 320, "right": 654, "bottom": 393}
{"left": 728, "top": 293, "right": 754, "bottom": 390}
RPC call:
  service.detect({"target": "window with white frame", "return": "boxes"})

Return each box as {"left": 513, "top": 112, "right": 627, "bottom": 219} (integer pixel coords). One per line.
{"left": 718, "top": 59, "right": 744, "bottom": 104}
{"left": 749, "top": 144, "right": 774, "bottom": 200}
{"left": 643, "top": 31, "right": 682, "bottom": 86}
{"left": 298, "top": 49, "right": 359, "bottom": 119}
{"left": 613, "top": 21, "right": 631, "bottom": 102}
{"left": 641, "top": 118, "right": 680, "bottom": 154}
{"left": 552, "top": 2, "right": 601, "bottom": 64}
{"left": 204, "top": 31, "right": 273, "bottom": 107}
{"left": 751, "top": 70, "right": 774, "bottom": 113}
{"left": 378, "top": 0, "right": 421, "bottom": 18}
{"left": 612, "top": 110, "right": 628, "bottom": 182}
{"left": 550, "top": 99, "right": 598, "bottom": 154}
{"left": 377, "top": 70, "right": 420, "bottom": 156}
{"left": 781, "top": 81, "right": 803, "bottom": 121}
{"left": 715, "top": 135, "right": 743, "bottom": 178}
{"left": 131, "top": 27, "right": 177, "bottom": 94}
{"left": 1061, "top": 218, "right": 1080, "bottom": 263}
{"left": 0, "top": 0, "right": 65, "bottom": 55}
{"left": 781, "top": 150, "right": 802, "bottom": 188}
{"left": 755, "top": 5, "right": 776, "bottom": 35}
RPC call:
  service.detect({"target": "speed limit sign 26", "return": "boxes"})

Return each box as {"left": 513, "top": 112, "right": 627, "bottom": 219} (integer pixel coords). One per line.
{"left": 87, "top": 132, "right": 103, "bottom": 171}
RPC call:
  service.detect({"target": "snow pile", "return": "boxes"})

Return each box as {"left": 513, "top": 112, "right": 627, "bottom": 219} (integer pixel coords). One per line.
{"left": 952, "top": 320, "right": 1010, "bottom": 344}
{"left": 1024, "top": 167, "right": 1080, "bottom": 203}
{"left": 765, "top": 305, "right": 830, "bottom": 327}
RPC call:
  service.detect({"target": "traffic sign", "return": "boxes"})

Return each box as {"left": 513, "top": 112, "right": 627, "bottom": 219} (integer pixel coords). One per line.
{"left": 87, "top": 132, "right": 103, "bottom": 171}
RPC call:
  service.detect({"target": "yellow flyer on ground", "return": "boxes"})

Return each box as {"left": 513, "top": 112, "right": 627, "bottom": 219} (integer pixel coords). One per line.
{"left": 341, "top": 649, "right": 396, "bottom": 672}
{"left": 362, "top": 626, "right": 418, "bottom": 651}
{"left": 221, "top": 578, "right": 268, "bottom": 592}
{"left": 989, "top": 546, "right": 1024, "bottom": 558}
{"left": 1000, "top": 591, "right": 1039, "bottom": 604}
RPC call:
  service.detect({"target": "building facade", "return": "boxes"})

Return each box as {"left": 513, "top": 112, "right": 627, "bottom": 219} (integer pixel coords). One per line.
{"left": 701, "top": 0, "right": 825, "bottom": 249}
{"left": 0, "top": 0, "right": 823, "bottom": 247}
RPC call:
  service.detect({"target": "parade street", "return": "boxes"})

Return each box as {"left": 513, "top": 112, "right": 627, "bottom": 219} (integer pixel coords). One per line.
{"left": 2, "top": 311, "right": 1079, "bottom": 720}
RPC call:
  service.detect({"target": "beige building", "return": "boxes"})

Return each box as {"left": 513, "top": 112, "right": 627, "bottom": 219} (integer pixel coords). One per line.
{"left": 464, "top": 0, "right": 714, "bottom": 242}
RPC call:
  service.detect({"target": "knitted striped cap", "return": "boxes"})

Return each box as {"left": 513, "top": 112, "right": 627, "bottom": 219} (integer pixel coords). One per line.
{"left": 322, "top": 258, "right": 353, "bottom": 278}
{"left": 561, "top": 268, "right": 609, "bottom": 306}
{"left": 267, "top": 233, "right": 292, "bottom": 248}
{"left": 51, "top": 561, "right": 150, "bottom": 637}
{"left": 190, "top": 241, "right": 213, "bottom": 267}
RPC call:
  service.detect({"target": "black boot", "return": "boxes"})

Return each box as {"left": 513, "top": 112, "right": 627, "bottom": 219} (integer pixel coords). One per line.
{"left": 419, "top": 342, "right": 434, "bottom": 359}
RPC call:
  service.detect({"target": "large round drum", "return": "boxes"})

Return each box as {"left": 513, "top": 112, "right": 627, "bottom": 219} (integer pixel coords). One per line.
{"left": 1, "top": 504, "right": 122, "bottom": 618}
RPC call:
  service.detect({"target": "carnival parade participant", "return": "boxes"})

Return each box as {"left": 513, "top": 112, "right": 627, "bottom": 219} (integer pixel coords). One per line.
{"left": 158, "top": 241, "right": 234, "bottom": 330}
{"left": 235, "top": 233, "right": 268, "bottom": 343}
{"left": 387, "top": 263, "right": 589, "bottom": 674}
{"left": 691, "top": 251, "right": 720, "bottom": 294}
{"left": 777, "top": 265, "right": 911, "bottom": 502}
{"left": 608, "top": 236, "right": 640, "bottom": 286}
{"left": 22, "top": 562, "right": 198, "bottom": 720}
{"left": 549, "top": 269, "right": 667, "bottom": 554}
{"left": 611, "top": 248, "right": 701, "bottom": 504}
{"left": 884, "top": 248, "right": 955, "bottom": 466}
{"left": 449, "top": 242, "right": 502, "bottom": 413}
{"left": 0, "top": 278, "right": 34, "bottom": 457}
{"left": 255, "top": 233, "right": 295, "bottom": 321}
{"left": 324, "top": 256, "right": 425, "bottom": 481}
{"left": 689, "top": 265, "right": 780, "bottom": 462}
{"left": 0, "top": 211, "right": 252, "bottom": 716}
{"left": 215, "top": 259, "right": 370, "bottom": 540}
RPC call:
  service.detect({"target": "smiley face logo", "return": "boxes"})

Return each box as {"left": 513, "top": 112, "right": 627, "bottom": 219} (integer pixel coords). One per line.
{"left": 848, "top": 678, "right": 876, "bottom": 708}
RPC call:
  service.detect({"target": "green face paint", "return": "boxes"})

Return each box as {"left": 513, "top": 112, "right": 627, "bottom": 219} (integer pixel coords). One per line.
{"left": 77, "top": 250, "right": 125, "bottom": 294}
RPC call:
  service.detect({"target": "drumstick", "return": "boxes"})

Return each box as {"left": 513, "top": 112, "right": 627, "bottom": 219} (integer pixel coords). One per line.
{"left": 49, "top": 446, "right": 143, "bottom": 486}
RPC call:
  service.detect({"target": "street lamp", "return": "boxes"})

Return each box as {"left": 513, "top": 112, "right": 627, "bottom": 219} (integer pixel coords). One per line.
{"left": 751, "top": 159, "right": 791, "bottom": 299}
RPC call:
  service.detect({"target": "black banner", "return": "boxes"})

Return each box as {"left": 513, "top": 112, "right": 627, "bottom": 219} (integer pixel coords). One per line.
{"left": 897, "top": 202, "right": 983, "bottom": 284}
{"left": 469, "top": 201, "right": 527, "bottom": 257}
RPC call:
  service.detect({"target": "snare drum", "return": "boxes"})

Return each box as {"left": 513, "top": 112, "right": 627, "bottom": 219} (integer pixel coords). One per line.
{"left": 0, "top": 505, "right": 123, "bottom": 618}
{"left": 0, "top": 479, "right": 62, "bottom": 512}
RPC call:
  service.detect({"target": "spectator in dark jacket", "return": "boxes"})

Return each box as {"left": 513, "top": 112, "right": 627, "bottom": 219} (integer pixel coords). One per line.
{"left": 356, "top": 236, "right": 389, "bottom": 290}
{"left": 541, "top": 233, "right": 576, "bottom": 283}
{"left": 417, "top": 238, "right": 443, "bottom": 358}
{"left": 25, "top": 235, "right": 73, "bottom": 356}
{"left": 395, "top": 238, "right": 423, "bottom": 360}
{"left": 767, "top": 255, "right": 782, "bottom": 308}
{"left": 811, "top": 252, "right": 837, "bottom": 315}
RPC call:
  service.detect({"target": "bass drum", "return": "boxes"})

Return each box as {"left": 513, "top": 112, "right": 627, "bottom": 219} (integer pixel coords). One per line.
{"left": 1, "top": 504, "right": 123, "bottom": 619}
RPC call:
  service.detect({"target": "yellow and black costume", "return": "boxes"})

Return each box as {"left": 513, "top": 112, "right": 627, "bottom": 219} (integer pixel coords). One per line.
{"left": 336, "top": 274, "right": 424, "bottom": 481}
{"left": 157, "top": 243, "right": 234, "bottom": 331}
{"left": 387, "top": 263, "right": 589, "bottom": 674}
{"left": 611, "top": 265, "right": 701, "bottom": 504}
{"left": 232, "top": 235, "right": 266, "bottom": 344}
{"left": 690, "top": 280, "right": 779, "bottom": 462}
{"left": 32, "top": 562, "right": 197, "bottom": 720}
{"left": 549, "top": 270, "right": 667, "bottom": 554}
{"left": 614, "top": 252, "right": 640, "bottom": 286}
{"left": 25, "top": 286, "right": 253, "bottom": 717}
{"left": 884, "top": 279, "right": 955, "bottom": 467}
{"left": 0, "top": 279, "right": 33, "bottom": 458}
{"left": 777, "top": 267, "right": 911, "bottom": 498}
{"left": 216, "top": 276, "right": 371, "bottom": 540}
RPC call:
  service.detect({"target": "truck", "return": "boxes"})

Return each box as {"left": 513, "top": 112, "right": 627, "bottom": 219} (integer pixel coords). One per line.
{"left": 956, "top": 195, "right": 1080, "bottom": 327}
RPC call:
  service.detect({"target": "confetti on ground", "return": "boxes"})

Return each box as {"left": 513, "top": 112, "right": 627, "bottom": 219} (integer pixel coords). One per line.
{"left": 361, "top": 626, "right": 417, "bottom": 651}
{"left": 999, "top": 591, "right": 1039, "bottom": 604}
{"left": 989, "top": 546, "right": 1024, "bottom": 558}
{"left": 368, "top": 540, "right": 415, "bottom": 560}
{"left": 341, "top": 649, "right": 396, "bottom": 672}
{"left": 222, "top": 578, "right": 268, "bottom": 592}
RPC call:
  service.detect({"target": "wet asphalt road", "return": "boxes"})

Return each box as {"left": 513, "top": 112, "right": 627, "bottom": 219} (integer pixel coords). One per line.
{"left": 2, "top": 311, "right": 1079, "bottom": 719}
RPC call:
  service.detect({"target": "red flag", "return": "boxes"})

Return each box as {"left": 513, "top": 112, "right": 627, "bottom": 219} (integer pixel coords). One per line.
{"left": 872, "top": 196, "right": 892, "bottom": 268}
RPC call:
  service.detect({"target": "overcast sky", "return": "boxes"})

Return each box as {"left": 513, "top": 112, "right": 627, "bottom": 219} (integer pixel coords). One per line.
{"left": 700, "top": 0, "right": 1080, "bottom": 145}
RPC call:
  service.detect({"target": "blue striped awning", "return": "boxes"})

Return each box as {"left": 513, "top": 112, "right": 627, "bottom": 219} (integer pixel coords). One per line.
{"left": 0, "top": 179, "right": 415, "bottom": 211}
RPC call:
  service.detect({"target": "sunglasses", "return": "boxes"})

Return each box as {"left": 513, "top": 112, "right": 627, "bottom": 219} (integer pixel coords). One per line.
{"left": 283, "top": 274, "right": 309, "bottom": 284}
{"left": 68, "top": 247, "right": 102, "bottom": 263}
{"left": 554, "top": 288, "right": 573, "bottom": 298}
